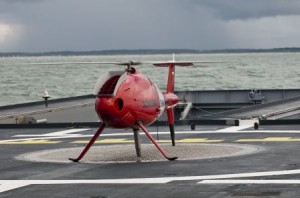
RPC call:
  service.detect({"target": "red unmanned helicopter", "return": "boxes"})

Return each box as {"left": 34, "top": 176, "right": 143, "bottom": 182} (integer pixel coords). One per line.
{"left": 36, "top": 55, "right": 221, "bottom": 161}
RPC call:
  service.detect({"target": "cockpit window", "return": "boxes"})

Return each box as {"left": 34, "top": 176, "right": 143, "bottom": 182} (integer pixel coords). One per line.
{"left": 99, "top": 75, "right": 121, "bottom": 95}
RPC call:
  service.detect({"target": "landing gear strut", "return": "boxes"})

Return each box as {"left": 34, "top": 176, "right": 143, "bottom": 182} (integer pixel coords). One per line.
{"left": 137, "top": 122, "right": 177, "bottom": 161}
{"left": 69, "top": 123, "right": 106, "bottom": 162}
{"left": 133, "top": 128, "right": 141, "bottom": 161}
{"left": 69, "top": 121, "right": 177, "bottom": 162}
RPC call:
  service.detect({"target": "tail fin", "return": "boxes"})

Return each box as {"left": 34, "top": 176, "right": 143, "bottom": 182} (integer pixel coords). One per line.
{"left": 166, "top": 63, "right": 176, "bottom": 93}
{"left": 152, "top": 55, "right": 193, "bottom": 146}
{"left": 152, "top": 54, "right": 193, "bottom": 93}
{"left": 152, "top": 55, "right": 223, "bottom": 146}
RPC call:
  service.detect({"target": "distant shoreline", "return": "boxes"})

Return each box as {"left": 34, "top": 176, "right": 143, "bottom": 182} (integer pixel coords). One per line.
{"left": 1, "top": 48, "right": 300, "bottom": 57}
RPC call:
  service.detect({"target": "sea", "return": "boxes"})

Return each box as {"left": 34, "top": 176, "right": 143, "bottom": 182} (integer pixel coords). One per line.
{"left": 0, "top": 53, "right": 300, "bottom": 106}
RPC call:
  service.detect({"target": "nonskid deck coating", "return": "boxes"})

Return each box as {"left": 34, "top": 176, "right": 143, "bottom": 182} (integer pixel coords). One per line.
{"left": 16, "top": 143, "right": 262, "bottom": 163}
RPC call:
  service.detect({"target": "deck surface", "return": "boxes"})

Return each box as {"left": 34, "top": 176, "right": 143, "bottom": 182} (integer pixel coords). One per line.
{"left": 1, "top": 124, "right": 300, "bottom": 197}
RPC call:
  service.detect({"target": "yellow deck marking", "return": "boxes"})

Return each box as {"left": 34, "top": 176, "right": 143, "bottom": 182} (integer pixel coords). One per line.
{"left": 0, "top": 140, "right": 61, "bottom": 144}
{"left": 178, "top": 138, "right": 223, "bottom": 143}
{"left": 71, "top": 139, "right": 134, "bottom": 144}
{"left": 157, "top": 140, "right": 172, "bottom": 143}
{"left": 6, "top": 136, "right": 300, "bottom": 145}
{"left": 158, "top": 138, "right": 223, "bottom": 143}
{"left": 237, "top": 137, "right": 300, "bottom": 142}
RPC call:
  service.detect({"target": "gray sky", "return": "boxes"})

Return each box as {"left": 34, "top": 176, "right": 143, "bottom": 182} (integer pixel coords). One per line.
{"left": 1, "top": 0, "right": 300, "bottom": 52}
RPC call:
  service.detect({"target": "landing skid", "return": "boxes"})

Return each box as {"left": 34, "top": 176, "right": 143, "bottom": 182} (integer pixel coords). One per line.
{"left": 69, "top": 122, "right": 177, "bottom": 162}
{"left": 137, "top": 122, "right": 178, "bottom": 161}
{"left": 69, "top": 123, "right": 106, "bottom": 162}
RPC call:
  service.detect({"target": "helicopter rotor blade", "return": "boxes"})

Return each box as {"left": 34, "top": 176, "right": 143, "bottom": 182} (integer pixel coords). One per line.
{"left": 21, "top": 60, "right": 228, "bottom": 66}
{"left": 23, "top": 61, "right": 143, "bottom": 66}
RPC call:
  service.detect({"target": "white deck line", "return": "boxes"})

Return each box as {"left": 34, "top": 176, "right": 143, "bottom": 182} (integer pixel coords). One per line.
{"left": 2, "top": 169, "right": 300, "bottom": 193}
{"left": 199, "top": 180, "right": 300, "bottom": 184}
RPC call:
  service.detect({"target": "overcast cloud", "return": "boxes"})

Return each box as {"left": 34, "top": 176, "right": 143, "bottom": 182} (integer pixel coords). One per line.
{"left": 0, "top": 0, "right": 300, "bottom": 52}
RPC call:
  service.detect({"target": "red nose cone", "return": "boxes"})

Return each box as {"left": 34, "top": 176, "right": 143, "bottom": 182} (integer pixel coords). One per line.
{"left": 94, "top": 69, "right": 163, "bottom": 128}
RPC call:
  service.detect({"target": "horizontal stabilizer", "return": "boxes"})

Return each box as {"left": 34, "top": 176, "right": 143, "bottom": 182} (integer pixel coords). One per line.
{"left": 151, "top": 61, "right": 226, "bottom": 67}
{"left": 153, "top": 62, "right": 193, "bottom": 67}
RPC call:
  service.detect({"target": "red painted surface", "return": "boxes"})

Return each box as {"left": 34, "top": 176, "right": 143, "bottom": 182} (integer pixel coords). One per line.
{"left": 166, "top": 108, "right": 174, "bottom": 125}
{"left": 69, "top": 123, "right": 106, "bottom": 162}
{"left": 166, "top": 64, "right": 175, "bottom": 93}
{"left": 95, "top": 68, "right": 164, "bottom": 128}
{"left": 71, "top": 61, "right": 197, "bottom": 161}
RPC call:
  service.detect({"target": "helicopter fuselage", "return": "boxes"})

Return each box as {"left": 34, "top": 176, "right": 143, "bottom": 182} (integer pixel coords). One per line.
{"left": 94, "top": 68, "right": 177, "bottom": 128}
